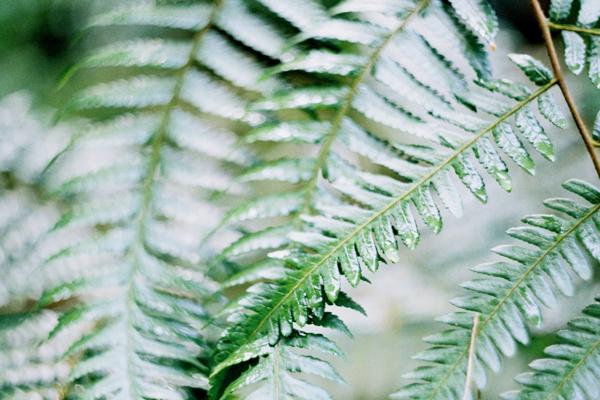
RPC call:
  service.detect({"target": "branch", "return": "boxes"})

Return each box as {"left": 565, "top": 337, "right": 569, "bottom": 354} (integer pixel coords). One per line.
{"left": 530, "top": 0, "right": 600, "bottom": 179}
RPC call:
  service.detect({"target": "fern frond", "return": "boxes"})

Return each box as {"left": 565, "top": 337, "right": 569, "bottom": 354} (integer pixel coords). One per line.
{"left": 39, "top": 1, "right": 285, "bottom": 398}
{"left": 550, "top": 0, "right": 600, "bottom": 144}
{"left": 214, "top": 57, "right": 563, "bottom": 374}
{"left": 502, "top": 297, "right": 600, "bottom": 400}
{"left": 547, "top": 0, "right": 600, "bottom": 87}
{"left": 394, "top": 179, "right": 600, "bottom": 399}
{"left": 208, "top": 0, "right": 574, "bottom": 396}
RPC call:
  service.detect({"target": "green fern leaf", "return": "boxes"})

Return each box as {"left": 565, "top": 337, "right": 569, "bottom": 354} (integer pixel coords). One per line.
{"left": 502, "top": 297, "right": 600, "bottom": 400}
{"left": 537, "top": 91, "right": 568, "bottom": 129}
{"left": 590, "top": 37, "right": 600, "bottom": 87}
{"left": 39, "top": 1, "right": 287, "bottom": 398}
{"left": 448, "top": 0, "right": 498, "bottom": 46}
{"left": 562, "top": 31, "right": 586, "bottom": 75}
{"left": 509, "top": 54, "right": 554, "bottom": 86}
{"left": 550, "top": 0, "right": 575, "bottom": 21}
{"left": 578, "top": 0, "right": 600, "bottom": 27}
{"left": 394, "top": 179, "right": 600, "bottom": 399}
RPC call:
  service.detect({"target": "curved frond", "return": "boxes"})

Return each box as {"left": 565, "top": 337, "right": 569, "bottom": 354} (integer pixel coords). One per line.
{"left": 393, "top": 179, "right": 600, "bottom": 399}
{"left": 502, "top": 297, "right": 600, "bottom": 400}
{"left": 39, "top": 1, "right": 285, "bottom": 398}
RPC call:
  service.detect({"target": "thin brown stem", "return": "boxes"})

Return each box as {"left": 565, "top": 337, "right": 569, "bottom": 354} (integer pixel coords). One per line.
{"left": 530, "top": 0, "right": 600, "bottom": 179}
{"left": 462, "top": 313, "right": 480, "bottom": 400}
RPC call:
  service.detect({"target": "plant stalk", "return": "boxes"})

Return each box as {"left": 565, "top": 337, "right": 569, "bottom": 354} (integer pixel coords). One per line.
{"left": 462, "top": 313, "right": 480, "bottom": 400}
{"left": 547, "top": 21, "right": 600, "bottom": 36}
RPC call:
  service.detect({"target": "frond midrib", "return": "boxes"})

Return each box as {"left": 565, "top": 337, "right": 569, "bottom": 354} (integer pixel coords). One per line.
{"left": 122, "top": 0, "right": 225, "bottom": 393}
{"left": 218, "top": 79, "right": 559, "bottom": 371}
{"left": 426, "top": 199, "right": 600, "bottom": 400}
{"left": 548, "top": 21, "right": 600, "bottom": 36}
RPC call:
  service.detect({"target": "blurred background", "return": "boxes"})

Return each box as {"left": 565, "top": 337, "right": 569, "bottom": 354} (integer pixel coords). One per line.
{"left": 0, "top": 0, "right": 598, "bottom": 399}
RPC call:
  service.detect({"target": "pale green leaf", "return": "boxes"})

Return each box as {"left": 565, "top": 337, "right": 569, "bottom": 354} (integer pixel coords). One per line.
{"left": 509, "top": 54, "right": 553, "bottom": 86}
{"left": 89, "top": 4, "right": 212, "bottom": 30}
{"left": 515, "top": 106, "right": 555, "bottom": 161}
{"left": 562, "top": 31, "right": 586, "bottom": 75}
{"left": 538, "top": 92, "right": 568, "bottom": 129}
{"left": 578, "top": 0, "right": 600, "bottom": 27}
{"left": 589, "top": 37, "right": 600, "bottom": 89}
{"left": 449, "top": 0, "right": 498, "bottom": 45}
{"left": 549, "top": 0, "right": 574, "bottom": 21}
{"left": 492, "top": 122, "right": 535, "bottom": 175}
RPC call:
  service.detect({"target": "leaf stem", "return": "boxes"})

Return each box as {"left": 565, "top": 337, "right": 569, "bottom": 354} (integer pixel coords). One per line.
{"left": 547, "top": 21, "right": 600, "bottom": 36}
{"left": 530, "top": 0, "right": 600, "bottom": 179}
{"left": 462, "top": 313, "right": 480, "bottom": 400}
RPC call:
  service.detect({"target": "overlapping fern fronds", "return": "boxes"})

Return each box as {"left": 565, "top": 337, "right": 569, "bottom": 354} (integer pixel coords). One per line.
{"left": 395, "top": 179, "right": 600, "bottom": 399}
{"left": 209, "top": 0, "right": 573, "bottom": 397}
{"left": 3, "top": 0, "right": 599, "bottom": 399}
{"left": 32, "top": 1, "right": 287, "bottom": 398}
